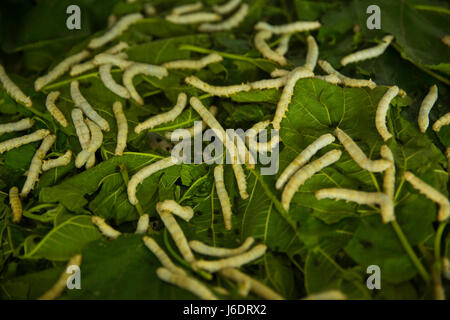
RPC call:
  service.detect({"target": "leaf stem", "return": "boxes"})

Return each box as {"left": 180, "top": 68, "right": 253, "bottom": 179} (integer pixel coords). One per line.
{"left": 434, "top": 222, "right": 447, "bottom": 266}
{"left": 119, "top": 165, "right": 145, "bottom": 217}
{"left": 414, "top": 5, "right": 450, "bottom": 15}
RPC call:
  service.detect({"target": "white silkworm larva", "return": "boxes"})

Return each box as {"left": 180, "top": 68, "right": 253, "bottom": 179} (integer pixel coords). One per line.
{"left": 232, "top": 163, "right": 249, "bottom": 199}
{"left": 315, "top": 188, "right": 395, "bottom": 223}
{"left": 165, "top": 106, "right": 218, "bottom": 140}
{"left": 304, "top": 35, "right": 319, "bottom": 71}
{"left": 189, "top": 237, "right": 254, "bottom": 257}
{"left": 38, "top": 254, "right": 82, "bottom": 300}
{"left": 0, "top": 118, "right": 34, "bottom": 135}
{"left": 128, "top": 156, "right": 179, "bottom": 205}
{"left": 156, "top": 267, "right": 218, "bottom": 300}
{"left": 318, "top": 60, "right": 376, "bottom": 89}
{"left": 135, "top": 214, "right": 149, "bottom": 234}
{"left": 42, "top": 150, "right": 72, "bottom": 171}
{"left": 171, "top": 2, "right": 203, "bottom": 15}
{"left": 34, "top": 50, "right": 90, "bottom": 91}
{"left": 93, "top": 53, "right": 132, "bottom": 70}
{"left": 166, "top": 12, "right": 221, "bottom": 25}
{"left": 418, "top": 85, "right": 438, "bottom": 133}
{"left": 46, "top": 91, "right": 68, "bottom": 127}
{"left": 71, "top": 109, "right": 95, "bottom": 169}
{"left": 112, "top": 101, "right": 128, "bottom": 156}
{"left": 282, "top": 150, "right": 342, "bottom": 211}
{"left": 142, "top": 236, "right": 187, "bottom": 276}
{"left": 212, "top": 0, "right": 241, "bottom": 15}
{"left": 21, "top": 134, "right": 56, "bottom": 197}
{"left": 442, "top": 36, "right": 450, "bottom": 47}
{"left": 237, "top": 279, "right": 252, "bottom": 297}
{"left": 254, "top": 30, "right": 287, "bottom": 66}
{"left": 376, "top": 86, "right": 399, "bottom": 141}
{"left": 156, "top": 200, "right": 194, "bottom": 222}
{"left": 249, "top": 77, "right": 287, "bottom": 90}
{"left": 162, "top": 53, "right": 223, "bottom": 70}
{"left": 380, "top": 145, "right": 395, "bottom": 200}
{"left": 198, "top": 3, "right": 248, "bottom": 32}
{"left": 340, "top": 35, "right": 394, "bottom": 66}
{"left": 314, "top": 74, "right": 342, "bottom": 85}
{"left": 88, "top": 13, "right": 143, "bottom": 49}
{"left": 272, "top": 66, "right": 315, "bottom": 130}
{"left": 75, "top": 119, "right": 103, "bottom": 168}
{"left": 193, "top": 244, "right": 267, "bottom": 272}
{"left": 91, "top": 216, "right": 121, "bottom": 239}
{"left": 70, "top": 80, "right": 110, "bottom": 131}
{"left": 9, "top": 186, "right": 22, "bottom": 223}
{"left": 254, "top": 21, "right": 321, "bottom": 34}
{"left": 107, "top": 14, "right": 117, "bottom": 28}
{"left": 134, "top": 93, "right": 187, "bottom": 133}
{"left": 214, "top": 164, "right": 233, "bottom": 230}
{"left": 303, "top": 290, "right": 347, "bottom": 300}
{"left": 270, "top": 68, "right": 289, "bottom": 78}
{"left": 99, "top": 64, "right": 130, "bottom": 98}
{"left": 404, "top": 172, "right": 450, "bottom": 221}
{"left": 0, "top": 64, "right": 32, "bottom": 107}
{"left": 334, "top": 128, "right": 391, "bottom": 172}
{"left": 219, "top": 268, "right": 285, "bottom": 300}
{"left": 276, "top": 133, "right": 335, "bottom": 190}
{"left": 123, "top": 63, "right": 168, "bottom": 105}
{"left": 274, "top": 33, "right": 291, "bottom": 56}
{"left": 185, "top": 75, "right": 251, "bottom": 96}
{"left": 0, "top": 129, "right": 49, "bottom": 154}
{"left": 432, "top": 113, "right": 450, "bottom": 132}
{"left": 246, "top": 120, "right": 280, "bottom": 153}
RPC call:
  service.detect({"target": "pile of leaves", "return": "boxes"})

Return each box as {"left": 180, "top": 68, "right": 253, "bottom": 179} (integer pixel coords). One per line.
{"left": 0, "top": 0, "right": 449, "bottom": 299}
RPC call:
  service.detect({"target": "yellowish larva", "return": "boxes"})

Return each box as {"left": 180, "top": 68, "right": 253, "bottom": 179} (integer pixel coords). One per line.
{"left": 72, "top": 109, "right": 96, "bottom": 169}
{"left": 282, "top": 150, "right": 342, "bottom": 211}
{"left": 274, "top": 33, "right": 292, "bottom": 56}
{"left": 0, "top": 118, "right": 35, "bottom": 135}
{"left": 92, "top": 216, "right": 121, "bottom": 239}
{"left": 185, "top": 75, "right": 251, "bottom": 96}
{"left": 340, "top": 35, "right": 394, "bottom": 66}
{"left": 318, "top": 60, "right": 376, "bottom": 89}
{"left": 303, "top": 290, "right": 347, "bottom": 300}
{"left": 165, "top": 106, "right": 218, "bottom": 140}
{"left": 304, "top": 35, "right": 319, "bottom": 72}
{"left": 314, "top": 74, "right": 342, "bottom": 85}
{"left": 166, "top": 12, "right": 222, "bottom": 24}
{"left": 418, "top": 85, "right": 438, "bottom": 133}
{"left": 270, "top": 68, "right": 289, "bottom": 78}
{"left": 380, "top": 145, "right": 395, "bottom": 200}
{"left": 99, "top": 64, "right": 130, "bottom": 99}
{"left": 376, "top": 86, "right": 398, "bottom": 141}
{"left": 162, "top": 53, "right": 223, "bottom": 70}
{"left": 93, "top": 53, "right": 132, "bottom": 70}
{"left": 432, "top": 112, "right": 450, "bottom": 132}
{"left": 232, "top": 163, "right": 249, "bottom": 200}
{"left": 442, "top": 35, "right": 450, "bottom": 47}
{"left": 246, "top": 120, "right": 280, "bottom": 153}
{"left": 0, "top": 129, "right": 49, "bottom": 154}
{"left": 212, "top": 0, "right": 241, "bottom": 15}
{"left": 42, "top": 150, "right": 72, "bottom": 171}
{"left": 214, "top": 164, "right": 233, "bottom": 230}
{"left": 142, "top": 236, "right": 187, "bottom": 276}
{"left": 156, "top": 200, "right": 194, "bottom": 222}
{"left": 75, "top": 119, "right": 103, "bottom": 168}
{"left": 46, "top": 91, "right": 68, "bottom": 127}
{"left": 189, "top": 237, "right": 254, "bottom": 257}
{"left": 0, "top": 64, "right": 32, "bottom": 107}
{"left": 171, "top": 2, "right": 203, "bottom": 15}
{"left": 9, "top": 186, "right": 22, "bottom": 223}
{"left": 107, "top": 14, "right": 117, "bottom": 28}
{"left": 88, "top": 13, "right": 143, "bottom": 49}
{"left": 135, "top": 214, "right": 149, "bottom": 234}
{"left": 249, "top": 77, "right": 287, "bottom": 90}
{"left": 254, "top": 30, "right": 287, "bottom": 66}
{"left": 112, "top": 101, "right": 128, "bottom": 156}
{"left": 198, "top": 3, "right": 248, "bottom": 32}
{"left": 255, "top": 21, "right": 321, "bottom": 34}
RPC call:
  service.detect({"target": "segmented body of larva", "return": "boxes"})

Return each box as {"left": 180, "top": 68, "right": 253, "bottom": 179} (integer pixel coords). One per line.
{"left": 303, "top": 290, "right": 347, "bottom": 300}
{"left": 0, "top": 118, "right": 35, "bottom": 135}
{"left": 249, "top": 77, "right": 287, "bottom": 90}
{"left": 75, "top": 119, "right": 103, "bottom": 168}
{"left": 42, "top": 150, "right": 72, "bottom": 171}
{"left": 92, "top": 216, "right": 121, "bottom": 239}
{"left": 316, "top": 188, "right": 395, "bottom": 223}
{"left": 185, "top": 75, "right": 251, "bottom": 96}
{"left": 376, "top": 86, "right": 398, "bottom": 141}
{"left": 135, "top": 214, "right": 149, "bottom": 234}
{"left": 232, "top": 163, "right": 249, "bottom": 199}
{"left": 304, "top": 35, "right": 319, "bottom": 71}
{"left": 21, "top": 134, "right": 56, "bottom": 197}
{"left": 318, "top": 60, "right": 376, "bottom": 89}
{"left": 270, "top": 68, "right": 289, "bottom": 78}
{"left": 274, "top": 33, "right": 292, "bottom": 56}
{"left": 38, "top": 254, "right": 82, "bottom": 300}
{"left": 142, "top": 236, "right": 187, "bottom": 276}
{"left": 156, "top": 267, "right": 218, "bottom": 300}
{"left": 334, "top": 128, "right": 391, "bottom": 172}
{"left": 314, "top": 74, "right": 342, "bottom": 85}
{"left": 237, "top": 280, "right": 252, "bottom": 297}
{"left": 123, "top": 63, "right": 168, "bottom": 105}
{"left": 166, "top": 12, "right": 222, "bottom": 24}
{"left": 165, "top": 106, "right": 218, "bottom": 140}
{"left": 135, "top": 93, "right": 187, "bottom": 133}
{"left": 198, "top": 3, "right": 248, "bottom": 32}
{"left": 254, "top": 21, "right": 321, "bottom": 34}
{"left": 156, "top": 200, "right": 194, "bottom": 222}
{"left": 276, "top": 133, "right": 335, "bottom": 190}
{"left": 0, "top": 129, "right": 49, "bottom": 154}
{"left": 94, "top": 53, "right": 132, "bottom": 70}
{"left": 380, "top": 145, "right": 395, "bottom": 200}
{"left": 418, "top": 85, "right": 438, "bottom": 133}
{"left": 99, "top": 64, "right": 130, "bottom": 98}
{"left": 281, "top": 150, "right": 342, "bottom": 211}
{"left": 340, "top": 35, "right": 394, "bottom": 66}
{"left": 212, "top": 0, "right": 241, "bottom": 14}
{"left": 432, "top": 112, "right": 450, "bottom": 132}
{"left": 9, "top": 186, "right": 22, "bottom": 223}
{"left": 189, "top": 237, "right": 254, "bottom": 257}
{"left": 71, "top": 108, "right": 91, "bottom": 151}
{"left": 254, "top": 30, "right": 287, "bottom": 66}
{"left": 34, "top": 50, "right": 90, "bottom": 91}
{"left": 171, "top": 1, "right": 203, "bottom": 15}
{"left": 246, "top": 120, "right": 280, "bottom": 153}
{"left": 214, "top": 164, "right": 233, "bottom": 230}
{"left": 112, "top": 101, "right": 128, "bottom": 156}
{"left": 162, "top": 53, "right": 223, "bottom": 70}
{"left": 46, "top": 91, "right": 68, "bottom": 127}
{"left": 0, "top": 64, "right": 32, "bottom": 107}
{"left": 403, "top": 172, "right": 450, "bottom": 221}
{"left": 88, "top": 13, "right": 143, "bottom": 49}
{"left": 193, "top": 244, "right": 267, "bottom": 272}
{"left": 272, "top": 66, "right": 315, "bottom": 130}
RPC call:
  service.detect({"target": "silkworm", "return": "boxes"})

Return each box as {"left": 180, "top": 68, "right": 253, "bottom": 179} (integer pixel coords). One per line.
{"left": 304, "top": 35, "right": 319, "bottom": 71}
{"left": 0, "top": 118, "right": 35, "bottom": 135}
{"left": 99, "top": 64, "right": 130, "bottom": 98}
{"left": 135, "top": 214, "right": 149, "bottom": 234}
{"left": 249, "top": 77, "right": 287, "bottom": 90}
{"left": 219, "top": 268, "right": 284, "bottom": 300}
{"left": 71, "top": 108, "right": 91, "bottom": 151}
{"left": 314, "top": 74, "right": 342, "bottom": 85}
{"left": 134, "top": 93, "right": 187, "bottom": 133}
{"left": 21, "top": 134, "right": 56, "bottom": 197}
{"left": 303, "top": 290, "right": 347, "bottom": 300}
{"left": 340, "top": 35, "right": 394, "bottom": 66}
{"left": 270, "top": 68, "right": 289, "bottom": 78}
{"left": 404, "top": 171, "right": 450, "bottom": 221}
{"left": 212, "top": 0, "right": 241, "bottom": 15}
{"left": 88, "top": 13, "right": 143, "bottom": 49}
{"left": 107, "top": 14, "right": 117, "bottom": 28}
{"left": 318, "top": 60, "right": 376, "bottom": 89}
{"left": 282, "top": 150, "right": 342, "bottom": 211}
{"left": 418, "top": 85, "right": 438, "bottom": 133}
{"left": 232, "top": 163, "right": 249, "bottom": 199}
{"left": 334, "top": 128, "right": 391, "bottom": 172}
{"left": 75, "top": 119, "right": 103, "bottom": 168}
{"left": 70, "top": 80, "right": 110, "bottom": 131}
{"left": 272, "top": 66, "right": 315, "bottom": 130}
{"left": 166, "top": 12, "right": 222, "bottom": 24}
{"left": 128, "top": 156, "right": 179, "bottom": 205}
{"left": 246, "top": 120, "right": 280, "bottom": 153}
{"left": 123, "top": 63, "right": 168, "bottom": 105}
{"left": 274, "top": 33, "right": 291, "bottom": 56}
{"left": 315, "top": 188, "right": 395, "bottom": 223}
{"left": 112, "top": 101, "right": 128, "bottom": 156}
{"left": 185, "top": 75, "right": 251, "bottom": 96}
{"left": 237, "top": 278, "right": 252, "bottom": 297}
{"left": 198, "top": 3, "right": 248, "bottom": 32}
{"left": 171, "top": 1, "right": 203, "bottom": 15}
{"left": 380, "top": 145, "right": 395, "bottom": 200}
{"left": 42, "top": 150, "right": 72, "bottom": 171}
{"left": 276, "top": 133, "right": 335, "bottom": 190}
{"left": 0, "top": 129, "right": 49, "bottom": 154}
{"left": 156, "top": 267, "right": 218, "bottom": 300}
{"left": 162, "top": 53, "right": 223, "bottom": 70}
{"left": 46, "top": 91, "right": 68, "bottom": 127}
{"left": 91, "top": 216, "right": 121, "bottom": 239}
{"left": 432, "top": 113, "right": 450, "bottom": 132}
{"left": 93, "top": 53, "right": 132, "bottom": 70}
{"left": 442, "top": 35, "right": 450, "bottom": 47}
{"left": 193, "top": 244, "right": 267, "bottom": 272}
{"left": 189, "top": 237, "right": 254, "bottom": 257}
{"left": 38, "top": 254, "right": 82, "bottom": 300}
{"left": 0, "top": 64, "right": 32, "bottom": 107}
{"left": 142, "top": 236, "right": 187, "bottom": 276}
{"left": 214, "top": 164, "right": 233, "bottom": 230}
{"left": 9, "top": 186, "right": 22, "bottom": 223}
{"left": 376, "top": 86, "right": 398, "bottom": 141}
{"left": 254, "top": 30, "right": 287, "bottom": 66}
{"left": 34, "top": 50, "right": 90, "bottom": 91}
{"left": 165, "top": 106, "right": 218, "bottom": 140}
{"left": 156, "top": 200, "right": 194, "bottom": 222}
{"left": 254, "top": 21, "right": 321, "bottom": 34}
